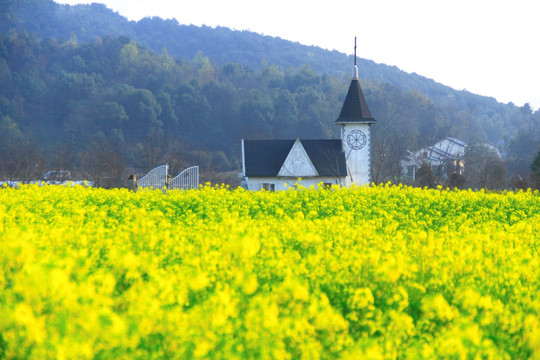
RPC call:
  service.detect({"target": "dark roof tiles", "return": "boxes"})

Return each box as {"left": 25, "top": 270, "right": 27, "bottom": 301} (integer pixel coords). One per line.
{"left": 335, "top": 79, "right": 375, "bottom": 124}
{"left": 243, "top": 139, "right": 294, "bottom": 177}
{"left": 301, "top": 139, "right": 347, "bottom": 176}
{"left": 243, "top": 139, "right": 347, "bottom": 177}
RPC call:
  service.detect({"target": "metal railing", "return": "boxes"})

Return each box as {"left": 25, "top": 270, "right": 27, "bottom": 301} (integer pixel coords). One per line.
{"left": 134, "top": 165, "right": 199, "bottom": 191}
{"left": 137, "top": 164, "right": 169, "bottom": 190}
{"left": 169, "top": 166, "right": 199, "bottom": 190}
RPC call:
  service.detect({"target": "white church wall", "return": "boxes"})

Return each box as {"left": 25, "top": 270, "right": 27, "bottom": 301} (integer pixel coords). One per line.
{"left": 278, "top": 139, "right": 318, "bottom": 177}
{"left": 245, "top": 177, "right": 346, "bottom": 191}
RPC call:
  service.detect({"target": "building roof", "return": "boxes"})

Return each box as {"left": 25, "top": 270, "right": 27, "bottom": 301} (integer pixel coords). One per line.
{"left": 301, "top": 139, "right": 347, "bottom": 176}
{"left": 243, "top": 139, "right": 347, "bottom": 177}
{"left": 335, "top": 78, "right": 375, "bottom": 124}
{"left": 446, "top": 137, "right": 466, "bottom": 147}
{"left": 244, "top": 140, "right": 294, "bottom": 177}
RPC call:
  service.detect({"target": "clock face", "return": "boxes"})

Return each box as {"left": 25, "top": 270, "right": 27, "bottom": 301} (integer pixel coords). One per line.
{"left": 346, "top": 130, "right": 367, "bottom": 150}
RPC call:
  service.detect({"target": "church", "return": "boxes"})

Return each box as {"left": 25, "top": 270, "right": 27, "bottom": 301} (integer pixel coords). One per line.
{"left": 241, "top": 49, "right": 376, "bottom": 191}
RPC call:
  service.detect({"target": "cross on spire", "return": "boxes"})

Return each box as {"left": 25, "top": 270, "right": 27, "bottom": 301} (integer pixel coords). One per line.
{"left": 354, "top": 36, "right": 357, "bottom": 66}
{"left": 335, "top": 37, "right": 375, "bottom": 124}
{"left": 353, "top": 37, "right": 359, "bottom": 79}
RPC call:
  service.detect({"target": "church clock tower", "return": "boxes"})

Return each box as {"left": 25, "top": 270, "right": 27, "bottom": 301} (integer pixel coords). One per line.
{"left": 335, "top": 38, "right": 376, "bottom": 186}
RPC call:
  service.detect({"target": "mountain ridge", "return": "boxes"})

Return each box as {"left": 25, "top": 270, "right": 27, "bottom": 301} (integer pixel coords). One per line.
{"left": 2, "top": 0, "right": 502, "bottom": 110}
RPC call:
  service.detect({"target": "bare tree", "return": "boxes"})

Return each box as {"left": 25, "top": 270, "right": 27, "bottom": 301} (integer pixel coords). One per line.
{"left": 415, "top": 162, "right": 436, "bottom": 188}
{"left": 464, "top": 143, "right": 506, "bottom": 190}
{"left": 81, "top": 142, "right": 124, "bottom": 188}
{"left": 136, "top": 135, "right": 164, "bottom": 173}
{"left": 49, "top": 143, "right": 76, "bottom": 175}
{"left": 532, "top": 150, "right": 540, "bottom": 190}
{"left": 313, "top": 144, "right": 345, "bottom": 180}
{"left": 164, "top": 141, "right": 189, "bottom": 178}
{"left": 0, "top": 138, "right": 46, "bottom": 184}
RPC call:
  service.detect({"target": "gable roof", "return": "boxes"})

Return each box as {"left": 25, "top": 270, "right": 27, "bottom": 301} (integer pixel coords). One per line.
{"left": 278, "top": 139, "right": 318, "bottom": 177}
{"left": 302, "top": 139, "right": 347, "bottom": 176}
{"left": 243, "top": 139, "right": 347, "bottom": 177}
{"left": 335, "top": 78, "right": 375, "bottom": 124}
{"left": 243, "top": 139, "right": 294, "bottom": 177}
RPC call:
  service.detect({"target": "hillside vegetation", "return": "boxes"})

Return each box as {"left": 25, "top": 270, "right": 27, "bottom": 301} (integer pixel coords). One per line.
{"left": 1, "top": 0, "right": 539, "bottom": 187}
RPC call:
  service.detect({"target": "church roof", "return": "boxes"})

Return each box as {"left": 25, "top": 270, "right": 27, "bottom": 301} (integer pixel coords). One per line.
{"left": 302, "top": 140, "right": 347, "bottom": 176}
{"left": 335, "top": 78, "right": 375, "bottom": 124}
{"left": 244, "top": 140, "right": 294, "bottom": 177}
{"left": 243, "top": 139, "right": 347, "bottom": 177}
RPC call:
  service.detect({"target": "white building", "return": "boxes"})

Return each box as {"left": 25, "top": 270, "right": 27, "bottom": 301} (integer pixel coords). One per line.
{"left": 401, "top": 137, "right": 504, "bottom": 182}
{"left": 401, "top": 137, "right": 466, "bottom": 180}
{"left": 241, "top": 57, "right": 376, "bottom": 191}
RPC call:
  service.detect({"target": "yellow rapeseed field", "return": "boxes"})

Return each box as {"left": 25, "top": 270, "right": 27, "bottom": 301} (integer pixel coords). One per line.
{"left": 0, "top": 183, "right": 539, "bottom": 359}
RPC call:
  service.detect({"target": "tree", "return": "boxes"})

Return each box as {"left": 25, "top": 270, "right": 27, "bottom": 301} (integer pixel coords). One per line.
{"left": 415, "top": 162, "right": 435, "bottom": 188}
{"left": 0, "top": 58, "right": 12, "bottom": 97}
{"left": 239, "top": 89, "right": 274, "bottom": 139}
{"left": 135, "top": 132, "right": 165, "bottom": 173}
{"left": 506, "top": 130, "right": 538, "bottom": 182}
{"left": 0, "top": 135, "right": 46, "bottom": 184}
{"left": 80, "top": 142, "right": 124, "bottom": 188}
{"left": 118, "top": 87, "right": 163, "bottom": 140}
{"left": 194, "top": 51, "right": 215, "bottom": 84}
{"left": 49, "top": 142, "right": 76, "bottom": 175}
{"left": 369, "top": 83, "right": 427, "bottom": 184}
{"left": 464, "top": 143, "right": 506, "bottom": 190}
{"left": 173, "top": 80, "right": 210, "bottom": 139}
{"left": 447, "top": 172, "right": 466, "bottom": 189}
{"left": 532, "top": 150, "right": 540, "bottom": 189}
{"left": 96, "top": 101, "right": 128, "bottom": 130}
{"left": 271, "top": 89, "right": 298, "bottom": 138}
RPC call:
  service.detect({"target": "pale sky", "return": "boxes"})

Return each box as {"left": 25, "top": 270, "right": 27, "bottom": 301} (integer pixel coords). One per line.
{"left": 57, "top": 0, "right": 540, "bottom": 110}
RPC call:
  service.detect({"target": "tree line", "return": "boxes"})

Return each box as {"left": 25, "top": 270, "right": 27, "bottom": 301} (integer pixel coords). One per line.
{"left": 1, "top": 32, "right": 539, "bottom": 189}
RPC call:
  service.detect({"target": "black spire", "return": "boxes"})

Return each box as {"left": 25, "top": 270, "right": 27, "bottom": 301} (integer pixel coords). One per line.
{"left": 335, "top": 38, "right": 375, "bottom": 124}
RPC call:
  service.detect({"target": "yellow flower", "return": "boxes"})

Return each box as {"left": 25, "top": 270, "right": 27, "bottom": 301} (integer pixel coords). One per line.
{"left": 1, "top": 183, "right": 538, "bottom": 358}
{"left": 243, "top": 274, "right": 258, "bottom": 295}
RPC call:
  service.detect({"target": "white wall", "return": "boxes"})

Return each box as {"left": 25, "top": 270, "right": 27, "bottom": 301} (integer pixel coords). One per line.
{"left": 245, "top": 177, "right": 346, "bottom": 191}
{"left": 340, "top": 123, "right": 371, "bottom": 186}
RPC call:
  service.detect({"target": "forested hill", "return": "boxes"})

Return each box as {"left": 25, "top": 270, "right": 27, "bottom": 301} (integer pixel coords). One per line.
{"left": 3, "top": 0, "right": 409, "bottom": 83}
{"left": 1, "top": 0, "right": 539, "bottom": 186}
{"left": 0, "top": 0, "right": 527, "bottom": 111}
